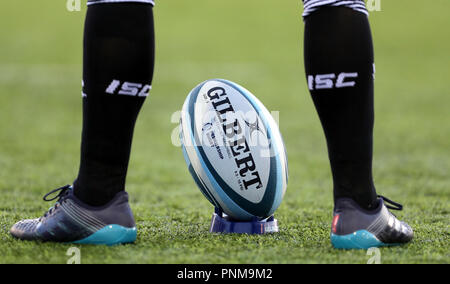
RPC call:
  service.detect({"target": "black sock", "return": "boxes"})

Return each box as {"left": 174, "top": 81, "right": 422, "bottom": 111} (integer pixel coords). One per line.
{"left": 303, "top": 6, "right": 378, "bottom": 210}
{"left": 74, "top": 3, "right": 155, "bottom": 206}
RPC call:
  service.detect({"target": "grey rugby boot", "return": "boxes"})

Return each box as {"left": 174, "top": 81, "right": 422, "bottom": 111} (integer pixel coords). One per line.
{"left": 10, "top": 185, "right": 137, "bottom": 246}
{"left": 331, "top": 195, "right": 413, "bottom": 249}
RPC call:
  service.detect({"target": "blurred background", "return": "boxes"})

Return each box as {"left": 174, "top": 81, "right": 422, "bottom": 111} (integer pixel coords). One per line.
{"left": 0, "top": 0, "right": 448, "bottom": 263}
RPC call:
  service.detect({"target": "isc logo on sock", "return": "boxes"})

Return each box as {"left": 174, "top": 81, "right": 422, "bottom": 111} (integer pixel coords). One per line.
{"left": 105, "top": 80, "right": 152, "bottom": 97}
{"left": 307, "top": 72, "right": 358, "bottom": 91}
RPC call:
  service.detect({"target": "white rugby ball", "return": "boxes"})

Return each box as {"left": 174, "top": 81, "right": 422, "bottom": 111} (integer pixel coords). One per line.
{"left": 180, "top": 79, "right": 288, "bottom": 221}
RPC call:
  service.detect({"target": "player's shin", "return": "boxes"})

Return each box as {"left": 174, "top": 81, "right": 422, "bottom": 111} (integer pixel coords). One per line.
{"left": 303, "top": 6, "right": 377, "bottom": 210}
{"left": 74, "top": 3, "right": 155, "bottom": 206}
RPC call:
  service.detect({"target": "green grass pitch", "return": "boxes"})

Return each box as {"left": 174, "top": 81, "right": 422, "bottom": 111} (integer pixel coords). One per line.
{"left": 0, "top": 0, "right": 448, "bottom": 264}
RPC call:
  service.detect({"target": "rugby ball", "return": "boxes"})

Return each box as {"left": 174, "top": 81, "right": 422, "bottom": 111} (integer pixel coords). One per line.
{"left": 180, "top": 79, "right": 288, "bottom": 221}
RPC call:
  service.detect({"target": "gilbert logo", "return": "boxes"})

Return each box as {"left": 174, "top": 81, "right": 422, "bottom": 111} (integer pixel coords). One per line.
{"left": 244, "top": 118, "right": 265, "bottom": 138}
{"left": 207, "top": 87, "right": 263, "bottom": 191}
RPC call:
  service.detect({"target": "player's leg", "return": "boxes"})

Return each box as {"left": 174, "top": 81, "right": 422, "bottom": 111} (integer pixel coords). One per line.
{"left": 10, "top": 0, "right": 155, "bottom": 245}
{"left": 75, "top": 1, "right": 155, "bottom": 207}
{"left": 302, "top": 0, "right": 413, "bottom": 249}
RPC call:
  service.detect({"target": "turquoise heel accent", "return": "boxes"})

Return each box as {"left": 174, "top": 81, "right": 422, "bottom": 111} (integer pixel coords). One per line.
{"left": 73, "top": 225, "right": 137, "bottom": 246}
{"left": 331, "top": 230, "right": 386, "bottom": 249}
